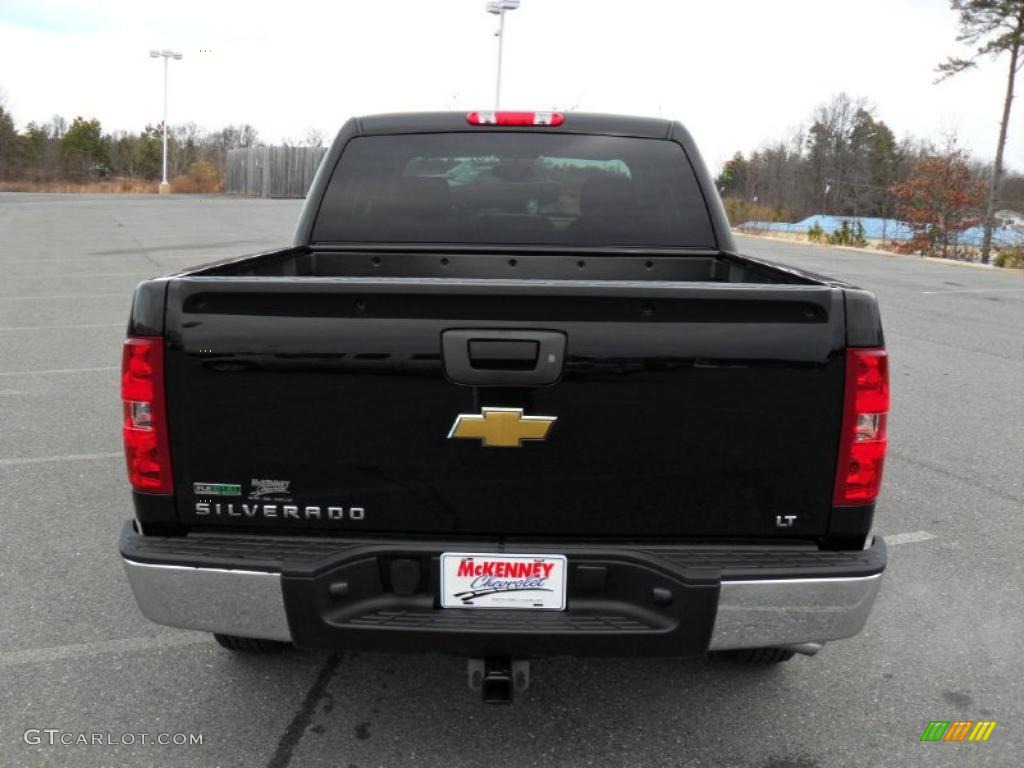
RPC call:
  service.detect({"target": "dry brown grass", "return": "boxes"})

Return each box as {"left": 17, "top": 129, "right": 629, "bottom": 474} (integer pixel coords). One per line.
{"left": 0, "top": 178, "right": 160, "bottom": 194}
{"left": 1, "top": 162, "right": 225, "bottom": 195}
{"left": 721, "top": 197, "right": 795, "bottom": 227}
{"left": 169, "top": 177, "right": 223, "bottom": 193}
{"left": 170, "top": 161, "right": 223, "bottom": 194}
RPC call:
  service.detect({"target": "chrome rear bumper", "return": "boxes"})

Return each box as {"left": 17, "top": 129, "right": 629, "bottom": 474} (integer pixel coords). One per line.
{"left": 122, "top": 559, "right": 291, "bottom": 642}
{"left": 122, "top": 559, "right": 883, "bottom": 651}
{"left": 708, "top": 574, "right": 882, "bottom": 650}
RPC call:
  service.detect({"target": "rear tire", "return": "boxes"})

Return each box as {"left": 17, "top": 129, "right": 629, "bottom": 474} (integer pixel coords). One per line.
{"left": 711, "top": 647, "right": 796, "bottom": 664}
{"left": 213, "top": 634, "right": 291, "bottom": 653}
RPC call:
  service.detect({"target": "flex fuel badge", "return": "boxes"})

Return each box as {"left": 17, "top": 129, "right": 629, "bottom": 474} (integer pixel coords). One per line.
{"left": 193, "top": 482, "right": 242, "bottom": 496}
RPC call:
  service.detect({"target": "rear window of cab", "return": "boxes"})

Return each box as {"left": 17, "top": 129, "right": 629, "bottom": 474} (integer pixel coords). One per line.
{"left": 312, "top": 132, "right": 715, "bottom": 247}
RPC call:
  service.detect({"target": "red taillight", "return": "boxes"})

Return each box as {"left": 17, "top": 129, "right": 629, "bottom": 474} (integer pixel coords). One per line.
{"left": 466, "top": 110, "right": 565, "bottom": 126}
{"left": 122, "top": 336, "right": 174, "bottom": 494}
{"left": 833, "top": 348, "right": 889, "bottom": 505}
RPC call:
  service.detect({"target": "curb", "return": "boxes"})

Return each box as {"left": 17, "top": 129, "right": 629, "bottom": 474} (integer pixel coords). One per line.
{"left": 734, "top": 230, "right": 1023, "bottom": 274}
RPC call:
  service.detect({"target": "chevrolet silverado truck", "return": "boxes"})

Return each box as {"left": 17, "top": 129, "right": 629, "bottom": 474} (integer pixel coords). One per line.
{"left": 119, "top": 111, "right": 888, "bottom": 702}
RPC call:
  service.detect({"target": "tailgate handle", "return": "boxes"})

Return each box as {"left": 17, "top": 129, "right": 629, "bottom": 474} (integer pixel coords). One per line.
{"left": 442, "top": 330, "right": 566, "bottom": 386}
{"left": 468, "top": 340, "right": 538, "bottom": 370}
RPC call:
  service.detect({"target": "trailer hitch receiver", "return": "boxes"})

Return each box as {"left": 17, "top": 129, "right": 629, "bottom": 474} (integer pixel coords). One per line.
{"left": 467, "top": 657, "right": 530, "bottom": 703}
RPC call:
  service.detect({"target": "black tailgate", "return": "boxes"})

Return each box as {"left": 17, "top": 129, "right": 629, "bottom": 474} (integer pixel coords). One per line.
{"left": 164, "top": 278, "right": 845, "bottom": 539}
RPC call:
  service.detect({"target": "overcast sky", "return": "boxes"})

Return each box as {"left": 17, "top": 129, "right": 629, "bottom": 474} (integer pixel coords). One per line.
{"left": 1, "top": 0, "right": 1020, "bottom": 173}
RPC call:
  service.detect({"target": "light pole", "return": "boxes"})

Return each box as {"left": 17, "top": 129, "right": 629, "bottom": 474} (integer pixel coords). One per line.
{"left": 486, "top": 0, "right": 520, "bottom": 109}
{"left": 149, "top": 49, "right": 183, "bottom": 194}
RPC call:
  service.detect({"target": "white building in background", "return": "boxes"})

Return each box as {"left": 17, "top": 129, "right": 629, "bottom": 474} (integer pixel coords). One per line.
{"left": 995, "top": 209, "right": 1024, "bottom": 229}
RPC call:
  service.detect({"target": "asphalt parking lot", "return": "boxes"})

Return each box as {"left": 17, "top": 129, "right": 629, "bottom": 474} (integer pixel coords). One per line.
{"left": 1, "top": 193, "right": 1021, "bottom": 768}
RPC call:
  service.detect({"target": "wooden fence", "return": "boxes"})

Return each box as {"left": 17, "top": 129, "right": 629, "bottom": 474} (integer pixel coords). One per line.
{"left": 225, "top": 146, "right": 328, "bottom": 198}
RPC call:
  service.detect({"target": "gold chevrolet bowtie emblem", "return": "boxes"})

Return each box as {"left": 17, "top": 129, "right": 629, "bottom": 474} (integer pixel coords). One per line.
{"left": 448, "top": 407, "right": 557, "bottom": 448}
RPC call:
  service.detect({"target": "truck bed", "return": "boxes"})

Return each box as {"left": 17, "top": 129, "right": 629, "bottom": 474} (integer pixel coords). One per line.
{"left": 188, "top": 245, "right": 821, "bottom": 285}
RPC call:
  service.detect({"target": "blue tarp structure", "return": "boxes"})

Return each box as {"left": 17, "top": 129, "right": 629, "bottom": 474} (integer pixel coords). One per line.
{"left": 739, "top": 214, "right": 1024, "bottom": 248}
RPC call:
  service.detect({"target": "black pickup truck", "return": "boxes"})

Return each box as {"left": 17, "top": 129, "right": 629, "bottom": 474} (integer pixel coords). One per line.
{"left": 119, "top": 111, "right": 888, "bottom": 702}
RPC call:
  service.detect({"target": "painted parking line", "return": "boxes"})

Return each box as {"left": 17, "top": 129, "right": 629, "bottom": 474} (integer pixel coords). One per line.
{"left": 0, "top": 254, "right": 164, "bottom": 263}
{"left": 0, "top": 366, "right": 118, "bottom": 377}
{"left": 921, "top": 288, "right": 1024, "bottom": 295}
{"left": 0, "top": 323, "right": 123, "bottom": 332}
{"left": 882, "top": 530, "right": 937, "bottom": 546}
{"left": 0, "top": 293, "right": 125, "bottom": 301}
{"left": 0, "top": 452, "right": 122, "bottom": 467}
{"left": 3, "top": 271, "right": 154, "bottom": 279}
{"left": 88, "top": 238, "right": 274, "bottom": 256}
{"left": 0, "top": 633, "right": 209, "bottom": 668}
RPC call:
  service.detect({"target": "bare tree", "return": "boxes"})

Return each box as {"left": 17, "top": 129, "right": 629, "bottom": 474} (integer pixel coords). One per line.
{"left": 47, "top": 115, "right": 67, "bottom": 139}
{"left": 303, "top": 128, "right": 324, "bottom": 148}
{"left": 805, "top": 94, "right": 874, "bottom": 215}
{"left": 0, "top": 89, "right": 17, "bottom": 179}
{"left": 937, "top": 0, "right": 1024, "bottom": 263}
{"left": 238, "top": 124, "right": 260, "bottom": 148}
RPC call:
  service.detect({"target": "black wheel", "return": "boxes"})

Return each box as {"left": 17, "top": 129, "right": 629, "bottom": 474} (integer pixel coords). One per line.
{"left": 213, "top": 634, "right": 291, "bottom": 653}
{"left": 710, "top": 647, "right": 796, "bottom": 664}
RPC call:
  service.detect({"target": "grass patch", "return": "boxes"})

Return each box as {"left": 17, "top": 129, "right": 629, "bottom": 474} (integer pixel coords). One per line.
{"left": 0, "top": 178, "right": 160, "bottom": 194}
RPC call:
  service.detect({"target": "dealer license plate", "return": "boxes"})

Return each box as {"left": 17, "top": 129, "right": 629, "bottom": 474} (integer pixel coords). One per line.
{"left": 440, "top": 553, "right": 567, "bottom": 610}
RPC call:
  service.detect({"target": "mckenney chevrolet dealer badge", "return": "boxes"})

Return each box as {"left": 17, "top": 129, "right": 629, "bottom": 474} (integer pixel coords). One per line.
{"left": 441, "top": 553, "right": 567, "bottom": 610}
{"left": 448, "top": 407, "right": 556, "bottom": 448}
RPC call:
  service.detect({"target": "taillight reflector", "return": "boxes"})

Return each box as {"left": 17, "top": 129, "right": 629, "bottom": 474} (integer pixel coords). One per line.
{"left": 466, "top": 110, "right": 564, "bottom": 126}
{"left": 833, "top": 348, "right": 889, "bottom": 505}
{"left": 121, "top": 336, "right": 174, "bottom": 494}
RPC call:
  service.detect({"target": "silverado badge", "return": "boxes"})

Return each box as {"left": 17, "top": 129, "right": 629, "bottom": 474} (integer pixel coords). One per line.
{"left": 448, "top": 407, "right": 556, "bottom": 448}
